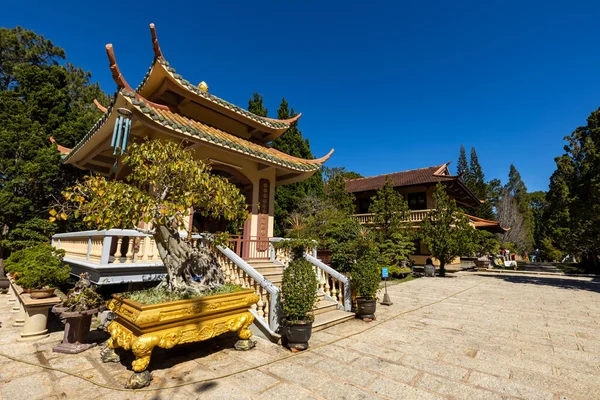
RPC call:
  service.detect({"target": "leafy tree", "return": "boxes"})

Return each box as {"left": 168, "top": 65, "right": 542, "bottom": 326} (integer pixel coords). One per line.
{"left": 497, "top": 189, "right": 527, "bottom": 252}
{"left": 292, "top": 168, "right": 362, "bottom": 269}
{"left": 529, "top": 190, "right": 548, "bottom": 248}
{"left": 323, "top": 167, "right": 356, "bottom": 215}
{"left": 0, "top": 27, "right": 106, "bottom": 275}
{"left": 270, "top": 98, "right": 324, "bottom": 235}
{"left": 421, "top": 183, "right": 475, "bottom": 277}
{"left": 55, "top": 140, "right": 248, "bottom": 294}
{"left": 545, "top": 108, "right": 600, "bottom": 270}
{"left": 503, "top": 164, "right": 533, "bottom": 252}
{"left": 368, "top": 178, "right": 414, "bottom": 272}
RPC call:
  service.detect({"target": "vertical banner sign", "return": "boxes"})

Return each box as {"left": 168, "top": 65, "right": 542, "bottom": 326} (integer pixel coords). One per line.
{"left": 382, "top": 268, "right": 389, "bottom": 278}
{"left": 257, "top": 179, "right": 270, "bottom": 251}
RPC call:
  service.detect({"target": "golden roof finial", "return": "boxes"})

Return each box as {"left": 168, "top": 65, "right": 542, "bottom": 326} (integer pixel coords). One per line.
{"left": 198, "top": 81, "right": 209, "bottom": 93}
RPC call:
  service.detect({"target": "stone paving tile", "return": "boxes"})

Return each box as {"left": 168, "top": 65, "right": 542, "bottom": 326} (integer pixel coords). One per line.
{"left": 469, "top": 370, "right": 555, "bottom": 400}
{"left": 368, "top": 377, "right": 446, "bottom": 399}
{"left": 258, "top": 382, "right": 320, "bottom": 399}
{"left": 415, "top": 372, "right": 504, "bottom": 400}
{"left": 2, "top": 272, "right": 600, "bottom": 399}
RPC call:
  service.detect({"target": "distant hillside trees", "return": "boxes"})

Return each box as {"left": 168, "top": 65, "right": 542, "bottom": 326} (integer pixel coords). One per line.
{"left": 0, "top": 27, "right": 106, "bottom": 271}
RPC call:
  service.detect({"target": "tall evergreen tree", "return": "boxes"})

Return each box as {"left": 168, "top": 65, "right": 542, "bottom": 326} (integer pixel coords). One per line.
{"left": 0, "top": 27, "right": 106, "bottom": 272}
{"left": 247, "top": 93, "right": 268, "bottom": 117}
{"left": 469, "top": 147, "right": 494, "bottom": 220}
{"left": 369, "top": 178, "right": 414, "bottom": 271}
{"left": 457, "top": 145, "right": 470, "bottom": 182}
{"left": 270, "top": 98, "right": 324, "bottom": 236}
{"left": 545, "top": 107, "right": 600, "bottom": 270}
{"left": 421, "top": 183, "right": 475, "bottom": 277}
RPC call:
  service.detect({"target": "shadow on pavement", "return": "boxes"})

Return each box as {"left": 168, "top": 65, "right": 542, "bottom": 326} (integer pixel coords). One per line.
{"left": 477, "top": 273, "right": 600, "bottom": 293}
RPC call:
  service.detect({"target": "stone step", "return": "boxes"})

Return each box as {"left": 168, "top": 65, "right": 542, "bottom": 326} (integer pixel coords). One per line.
{"left": 252, "top": 265, "right": 284, "bottom": 274}
{"left": 312, "top": 299, "right": 339, "bottom": 315}
{"left": 312, "top": 309, "right": 355, "bottom": 332}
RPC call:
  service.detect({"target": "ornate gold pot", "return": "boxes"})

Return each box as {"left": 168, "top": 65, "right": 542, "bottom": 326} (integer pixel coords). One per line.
{"left": 106, "top": 289, "right": 259, "bottom": 372}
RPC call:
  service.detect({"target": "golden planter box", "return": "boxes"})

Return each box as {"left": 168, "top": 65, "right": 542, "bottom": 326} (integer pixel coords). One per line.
{"left": 106, "top": 289, "right": 260, "bottom": 372}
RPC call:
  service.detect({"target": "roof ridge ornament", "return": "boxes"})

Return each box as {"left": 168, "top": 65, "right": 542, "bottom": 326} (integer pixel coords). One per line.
{"left": 198, "top": 81, "right": 209, "bottom": 93}
{"left": 149, "top": 23, "right": 164, "bottom": 60}
{"left": 106, "top": 44, "right": 132, "bottom": 90}
{"left": 93, "top": 99, "right": 108, "bottom": 113}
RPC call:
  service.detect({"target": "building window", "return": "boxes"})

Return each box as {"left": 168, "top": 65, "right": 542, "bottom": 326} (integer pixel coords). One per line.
{"left": 413, "top": 239, "right": 423, "bottom": 255}
{"left": 408, "top": 192, "right": 427, "bottom": 210}
{"left": 358, "top": 198, "right": 371, "bottom": 214}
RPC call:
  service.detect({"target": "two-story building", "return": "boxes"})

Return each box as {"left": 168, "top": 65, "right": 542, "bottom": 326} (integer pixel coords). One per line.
{"left": 346, "top": 163, "right": 506, "bottom": 266}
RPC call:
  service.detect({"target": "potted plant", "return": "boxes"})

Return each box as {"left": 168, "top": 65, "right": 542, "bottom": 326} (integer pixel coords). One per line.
{"left": 280, "top": 243, "right": 318, "bottom": 351}
{"left": 0, "top": 262, "right": 8, "bottom": 293}
{"left": 5, "top": 244, "right": 69, "bottom": 298}
{"left": 52, "top": 273, "right": 105, "bottom": 354}
{"left": 53, "top": 140, "right": 257, "bottom": 388}
{"left": 351, "top": 239, "right": 380, "bottom": 320}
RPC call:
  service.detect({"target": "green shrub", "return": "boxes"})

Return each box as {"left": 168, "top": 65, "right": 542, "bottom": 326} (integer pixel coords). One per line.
{"left": 5, "top": 244, "right": 70, "bottom": 289}
{"left": 281, "top": 246, "right": 318, "bottom": 323}
{"left": 123, "top": 283, "right": 245, "bottom": 305}
{"left": 351, "top": 240, "right": 381, "bottom": 300}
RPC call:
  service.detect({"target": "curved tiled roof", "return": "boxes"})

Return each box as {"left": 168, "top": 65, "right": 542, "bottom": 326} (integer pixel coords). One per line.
{"left": 121, "top": 91, "right": 328, "bottom": 172}
{"left": 157, "top": 59, "right": 291, "bottom": 130}
{"left": 345, "top": 165, "right": 456, "bottom": 193}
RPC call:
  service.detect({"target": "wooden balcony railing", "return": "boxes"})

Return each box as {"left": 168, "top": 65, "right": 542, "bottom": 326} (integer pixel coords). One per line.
{"left": 353, "top": 209, "right": 433, "bottom": 225}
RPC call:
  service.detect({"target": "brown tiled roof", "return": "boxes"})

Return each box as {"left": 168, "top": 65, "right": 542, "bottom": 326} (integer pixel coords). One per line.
{"left": 467, "top": 214, "right": 509, "bottom": 233}
{"left": 345, "top": 165, "right": 456, "bottom": 193}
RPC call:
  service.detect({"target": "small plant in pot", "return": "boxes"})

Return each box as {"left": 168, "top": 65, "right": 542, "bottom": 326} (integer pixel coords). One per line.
{"left": 350, "top": 239, "right": 381, "bottom": 320}
{"left": 280, "top": 242, "right": 318, "bottom": 351}
{"left": 5, "top": 244, "right": 69, "bottom": 298}
{"left": 52, "top": 273, "right": 105, "bottom": 354}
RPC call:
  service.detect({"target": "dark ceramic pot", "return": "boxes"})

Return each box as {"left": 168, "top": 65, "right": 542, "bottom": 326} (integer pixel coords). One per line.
{"left": 356, "top": 298, "right": 376, "bottom": 320}
{"left": 281, "top": 320, "right": 313, "bottom": 351}
{"left": 0, "top": 277, "right": 9, "bottom": 290}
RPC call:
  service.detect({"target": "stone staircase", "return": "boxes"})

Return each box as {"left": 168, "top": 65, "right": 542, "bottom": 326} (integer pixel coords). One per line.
{"left": 247, "top": 259, "right": 354, "bottom": 332}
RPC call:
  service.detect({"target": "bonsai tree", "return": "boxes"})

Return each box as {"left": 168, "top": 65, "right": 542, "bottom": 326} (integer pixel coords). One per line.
{"left": 369, "top": 177, "right": 414, "bottom": 274}
{"left": 61, "top": 273, "right": 104, "bottom": 312}
{"left": 5, "top": 244, "right": 70, "bottom": 289}
{"left": 421, "top": 183, "right": 475, "bottom": 277}
{"left": 280, "top": 243, "right": 318, "bottom": 323}
{"left": 53, "top": 139, "right": 248, "bottom": 296}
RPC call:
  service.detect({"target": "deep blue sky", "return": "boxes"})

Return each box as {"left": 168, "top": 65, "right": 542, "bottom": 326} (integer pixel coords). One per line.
{"left": 3, "top": 0, "right": 599, "bottom": 191}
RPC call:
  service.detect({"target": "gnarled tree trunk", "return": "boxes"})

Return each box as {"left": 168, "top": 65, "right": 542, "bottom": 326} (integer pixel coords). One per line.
{"left": 153, "top": 224, "right": 224, "bottom": 294}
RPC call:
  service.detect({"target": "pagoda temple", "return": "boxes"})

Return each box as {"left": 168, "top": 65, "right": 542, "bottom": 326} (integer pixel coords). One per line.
{"left": 58, "top": 23, "right": 333, "bottom": 244}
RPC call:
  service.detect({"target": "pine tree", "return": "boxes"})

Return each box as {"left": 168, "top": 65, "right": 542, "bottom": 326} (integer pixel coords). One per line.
{"left": 248, "top": 93, "right": 268, "bottom": 117}
{"left": 368, "top": 178, "right": 414, "bottom": 272}
{"left": 270, "top": 98, "right": 324, "bottom": 236}
{"left": 457, "top": 145, "right": 469, "bottom": 179}
{"left": 469, "top": 147, "right": 494, "bottom": 220}
{"left": 544, "top": 107, "right": 600, "bottom": 270}
{"left": 421, "top": 183, "right": 475, "bottom": 277}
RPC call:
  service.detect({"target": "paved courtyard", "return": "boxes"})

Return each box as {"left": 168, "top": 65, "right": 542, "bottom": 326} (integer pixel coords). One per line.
{"left": 1, "top": 272, "right": 599, "bottom": 399}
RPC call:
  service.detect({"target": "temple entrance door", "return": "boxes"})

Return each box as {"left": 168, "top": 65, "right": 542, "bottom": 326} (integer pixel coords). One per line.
{"left": 191, "top": 166, "right": 253, "bottom": 256}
